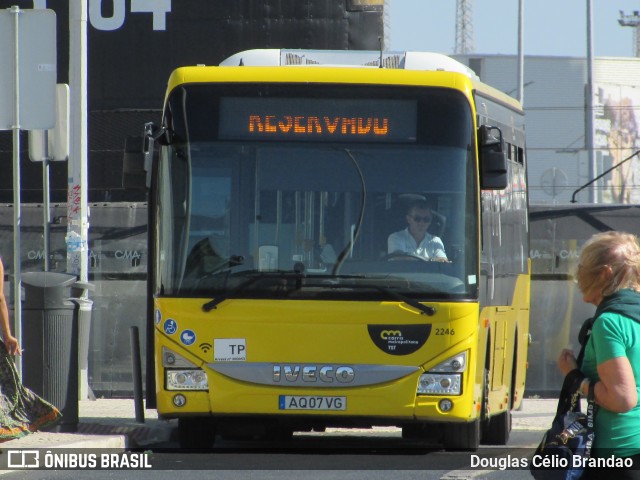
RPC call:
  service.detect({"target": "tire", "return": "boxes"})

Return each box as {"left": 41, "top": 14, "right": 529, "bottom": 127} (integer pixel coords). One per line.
{"left": 443, "top": 419, "right": 480, "bottom": 451}
{"left": 483, "top": 347, "right": 515, "bottom": 445}
{"left": 178, "top": 417, "right": 216, "bottom": 449}
{"left": 482, "top": 408, "right": 511, "bottom": 445}
{"left": 480, "top": 368, "right": 491, "bottom": 441}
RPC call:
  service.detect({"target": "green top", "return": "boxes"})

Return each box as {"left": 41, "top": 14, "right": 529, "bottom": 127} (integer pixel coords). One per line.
{"left": 581, "top": 289, "right": 640, "bottom": 457}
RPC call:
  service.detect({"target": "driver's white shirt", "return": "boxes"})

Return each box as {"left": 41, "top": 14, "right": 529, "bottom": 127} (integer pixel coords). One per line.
{"left": 387, "top": 228, "right": 447, "bottom": 260}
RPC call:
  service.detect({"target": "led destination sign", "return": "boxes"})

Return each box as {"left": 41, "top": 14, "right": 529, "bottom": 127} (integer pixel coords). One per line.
{"left": 219, "top": 97, "right": 417, "bottom": 143}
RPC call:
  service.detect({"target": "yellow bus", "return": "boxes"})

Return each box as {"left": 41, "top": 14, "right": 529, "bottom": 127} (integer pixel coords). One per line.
{"left": 126, "top": 49, "right": 530, "bottom": 451}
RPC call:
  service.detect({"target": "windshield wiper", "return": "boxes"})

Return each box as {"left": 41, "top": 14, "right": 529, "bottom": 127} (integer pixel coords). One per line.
{"left": 324, "top": 283, "right": 436, "bottom": 316}
{"left": 296, "top": 279, "right": 436, "bottom": 316}
{"left": 202, "top": 274, "right": 262, "bottom": 312}
{"left": 374, "top": 285, "right": 436, "bottom": 316}
{"left": 202, "top": 272, "right": 435, "bottom": 316}
{"left": 201, "top": 269, "right": 306, "bottom": 312}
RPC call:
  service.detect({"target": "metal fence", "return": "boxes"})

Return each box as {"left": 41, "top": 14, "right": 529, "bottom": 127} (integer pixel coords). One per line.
{"left": 3, "top": 202, "right": 639, "bottom": 398}
{"left": 528, "top": 203, "right": 640, "bottom": 395}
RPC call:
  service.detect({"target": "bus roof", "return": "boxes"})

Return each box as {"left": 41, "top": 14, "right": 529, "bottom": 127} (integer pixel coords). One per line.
{"left": 167, "top": 49, "right": 522, "bottom": 113}
{"left": 219, "top": 49, "right": 479, "bottom": 79}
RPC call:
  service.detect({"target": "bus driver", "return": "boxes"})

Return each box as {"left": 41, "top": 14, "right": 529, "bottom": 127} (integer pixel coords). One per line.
{"left": 387, "top": 199, "right": 448, "bottom": 262}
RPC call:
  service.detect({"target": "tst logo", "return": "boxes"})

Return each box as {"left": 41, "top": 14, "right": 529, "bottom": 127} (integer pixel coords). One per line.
{"left": 380, "top": 329, "right": 402, "bottom": 339}
{"left": 27, "top": 0, "right": 173, "bottom": 31}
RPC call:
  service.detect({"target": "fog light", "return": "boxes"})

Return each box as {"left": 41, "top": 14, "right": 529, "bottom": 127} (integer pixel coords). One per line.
{"left": 173, "top": 394, "right": 186, "bottom": 407}
{"left": 439, "top": 399, "right": 453, "bottom": 412}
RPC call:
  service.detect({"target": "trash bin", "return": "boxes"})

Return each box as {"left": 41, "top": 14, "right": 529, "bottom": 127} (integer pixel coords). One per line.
{"left": 21, "top": 272, "right": 79, "bottom": 433}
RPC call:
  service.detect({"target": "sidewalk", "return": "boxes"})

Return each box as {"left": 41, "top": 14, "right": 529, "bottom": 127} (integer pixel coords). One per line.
{"left": 0, "top": 397, "right": 556, "bottom": 451}
{"left": 0, "top": 398, "right": 177, "bottom": 450}
{"left": 512, "top": 398, "right": 557, "bottom": 431}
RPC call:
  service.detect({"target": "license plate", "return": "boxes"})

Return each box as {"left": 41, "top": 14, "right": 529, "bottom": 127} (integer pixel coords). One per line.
{"left": 279, "top": 395, "right": 346, "bottom": 411}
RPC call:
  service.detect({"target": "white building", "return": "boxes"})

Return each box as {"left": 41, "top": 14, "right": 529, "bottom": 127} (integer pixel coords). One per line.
{"left": 454, "top": 54, "right": 640, "bottom": 205}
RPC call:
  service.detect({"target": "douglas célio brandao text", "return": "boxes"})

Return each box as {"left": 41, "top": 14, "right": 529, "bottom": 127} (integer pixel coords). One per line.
{"left": 470, "top": 454, "right": 634, "bottom": 470}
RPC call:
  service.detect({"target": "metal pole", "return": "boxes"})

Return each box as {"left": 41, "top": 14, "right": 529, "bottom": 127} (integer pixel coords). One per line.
{"left": 43, "top": 132, "right": 50, "bottom": 272}
{"left": 517, "top": 0, "right": 524, "bottom": 104}
{"left": 586, "top": 0, "right": 597, "bottom": 203}
{"left": 68, "top": 1, "right": 89, "bottom": 286}
{"left": 10, "top": 5, "right": 22, "bottom": 376}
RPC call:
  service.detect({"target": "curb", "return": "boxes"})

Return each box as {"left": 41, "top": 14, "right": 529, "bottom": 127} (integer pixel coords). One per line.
{"left": 76, "top": 420, "right": 176, "bottom": 448}
{"left": 0, "top": 417, "right": 176, "bottom": 450}
{"left": 0, "top": 398, "right": 555, "bottom": 450}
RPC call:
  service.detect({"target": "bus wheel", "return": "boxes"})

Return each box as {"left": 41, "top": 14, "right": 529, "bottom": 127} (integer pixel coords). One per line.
{"left": 484, "top": 346, "right": 515, "bottom": 445}
{"left": 483, "top": 408, "right": 511, "bottom": 445}
{"left": 178, "top": 418, "right": 216, "bottom": 449}
{"left": 443, "top": 420, "right": 480, "bottom": 451}
{"left": 480, "top": 368, "right": 491, "bottom": 442}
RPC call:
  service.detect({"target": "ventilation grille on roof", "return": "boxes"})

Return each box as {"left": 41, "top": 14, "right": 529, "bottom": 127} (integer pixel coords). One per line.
{"left": 284, "top": 53, "right": 320, "bottom": 65}
{"left": 363, "top": 55, "right": 403, "bottom": 69}
{"left": 284, "top": 51, "right": 403, "bottom": 68}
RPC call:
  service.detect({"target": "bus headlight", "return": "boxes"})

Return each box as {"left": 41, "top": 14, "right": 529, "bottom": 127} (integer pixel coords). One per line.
{"left": 417, "top": 373, "right": 461, "bottom": 395}
{"left": 429, "top": 351, "right": 467, "bottom": 373}
{"left": 166, "top": 369, "right": 209, "bottom": 391}
{"left": 417, "top": 351, "right": 467, "bottom": 395}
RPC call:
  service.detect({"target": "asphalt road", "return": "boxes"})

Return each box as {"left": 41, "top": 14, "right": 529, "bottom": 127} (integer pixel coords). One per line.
{"left": 1, "top": 429, "right": 543, "bottom": 480}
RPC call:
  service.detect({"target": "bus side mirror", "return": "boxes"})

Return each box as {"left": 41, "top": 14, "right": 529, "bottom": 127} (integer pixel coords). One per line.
{"left": 479, "top": 125, "right": 508, "bottom": 190}
{"left": 122, "top": 122, "right": 158, "bottom": 190}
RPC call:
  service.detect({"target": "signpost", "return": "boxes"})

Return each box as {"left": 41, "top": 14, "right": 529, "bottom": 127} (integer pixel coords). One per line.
{"left": 29, "top": 84, "right": 70, "bottom": 272}
{"left": 0, "top": 6, "right": 56, "bottom": 374}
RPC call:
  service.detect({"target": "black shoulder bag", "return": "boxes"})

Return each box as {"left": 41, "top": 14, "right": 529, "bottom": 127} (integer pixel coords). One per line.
{"left": 530, "top": 317, "right": 597, "bottom": 480}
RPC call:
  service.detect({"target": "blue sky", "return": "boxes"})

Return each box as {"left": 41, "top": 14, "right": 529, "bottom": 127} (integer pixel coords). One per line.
{"left": 389, "top": 1, "right": 634, "bottom": 58}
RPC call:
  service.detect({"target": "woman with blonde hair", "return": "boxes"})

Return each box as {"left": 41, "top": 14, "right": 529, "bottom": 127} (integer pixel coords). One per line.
{"left": 558, "top": 231, "right": 640, "bottom": 478}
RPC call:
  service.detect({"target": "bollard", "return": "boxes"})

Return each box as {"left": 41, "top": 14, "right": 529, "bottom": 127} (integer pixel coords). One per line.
{"left": 130, "top": 326, "right": 145, "bottom": 423}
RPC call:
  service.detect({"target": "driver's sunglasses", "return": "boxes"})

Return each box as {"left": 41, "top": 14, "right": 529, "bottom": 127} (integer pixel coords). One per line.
{"left": 411, "top": 215, "right": 432, "bottom": 223}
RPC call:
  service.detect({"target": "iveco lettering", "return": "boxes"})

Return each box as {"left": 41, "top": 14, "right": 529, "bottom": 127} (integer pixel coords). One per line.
{"left": 273, "top": 365, "right": 355, "bottom": 383}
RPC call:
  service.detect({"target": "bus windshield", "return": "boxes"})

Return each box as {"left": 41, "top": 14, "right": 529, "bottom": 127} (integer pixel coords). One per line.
{"left": 156, "top": 88, "right": 477, "bottom": 301}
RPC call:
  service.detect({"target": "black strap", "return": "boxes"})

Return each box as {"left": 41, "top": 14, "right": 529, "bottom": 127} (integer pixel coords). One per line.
{"left": 555, "top": 318, "right": 591, "bottom": 416}
{"left": 577, "top": 316, "right": 595, "bottom": 368}
{"left": 588, "top": 379, "right": 598, "bottom": 402}
{"left": 557, "top": 368, "right": 585, "bottom": 415}
{"left": 585, "top": 380, "right": 597, "bottom": 458}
